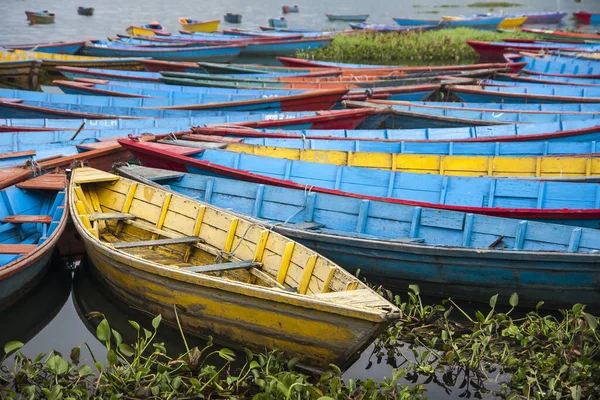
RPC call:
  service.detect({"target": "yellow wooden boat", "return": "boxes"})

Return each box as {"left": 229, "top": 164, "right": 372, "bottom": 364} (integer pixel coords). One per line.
{"left": 497, "top": 16, "right": 527, "bottom": 29}
{"left": 178, "top": 18, "right": 220, "bottom": 33}
{"left": 164, "top": 140, "right": 600, "bottom": 178}
{"left": 69, "top": 167, "right": 399, "bottom": 368}
{"left": 0, "top": 50, "right": 145, "bottom": 73}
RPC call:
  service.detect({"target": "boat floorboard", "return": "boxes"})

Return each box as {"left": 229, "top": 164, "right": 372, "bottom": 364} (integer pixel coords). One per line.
{"left": 17, "top": 174, "right": 66, "bottom": 191}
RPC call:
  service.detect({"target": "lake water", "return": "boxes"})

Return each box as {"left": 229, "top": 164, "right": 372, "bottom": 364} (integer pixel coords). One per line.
{"left": 1, "top": 229, "right": 507, "bottom": 399}
{"left": 1, "top": 0, "right": 600, "bottom": 44}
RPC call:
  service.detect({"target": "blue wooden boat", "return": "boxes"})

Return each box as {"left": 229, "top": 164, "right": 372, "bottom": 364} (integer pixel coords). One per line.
{"left": 0, "top": 87, "right": 307, "bottom": 109}
{"left": 0, "top": 107, "right": 372, "bottom": 131}
{"left": 57, "top": 81, "right": 305, "bottom": 98}
{"left": 242, "top": 38, "right": 332, "bottom": 56}
{"left": 282, "top": 5, "right": 299, "bottom": 13}
{"left": 0, "top": 175, "right": 67, "bottom": 310}
{"left": 506, "top": 54, "right": 600, "bottom": 78}
{"left": 268, "top": 17, "right": 288, "bottom": 28}
{"left": 347, "top": 101, "right": 600, "bottom": 129}
{"left": 81, "top": 43, "right": 245, "bottom": 62}
{"left": 7, "top": 127, "right": 600, "bottom": 159}
{"left": 118, "top": 164, "right": 600, "bottom": 309}
{"left": 449, "top": 84, "right": 600, "bottom": 104}
{"left": 495, "top": 73, "right": 600, "bottom": 87}
{"left": 326, "top": 14, "right": 369, "bottom": 22}
{"left": 473, "top": 11, "right": 567, "bottom": 24}
{"left": 392, "top": 18, "right": 439, "bottom": 26}
{"left": 223, "top": 13, "right": 242, "bottom": 24}
{"left": 574, "top": 11, "right": 600, "bottom": 25}
{"left": 440, "top": 16, "right": 504, "bottom": 30}
{"left": 25, "top": 10, "right": 55, "bottom": 24}
{"left": 196, "top": 117, "right": 600, "bottom": 142}
{"left": 184, "top": 136, "right": 600, "bottom": 157}
{"left": 118, "top": 140, "right": 600, "bottom": 228}
{"left": 77, "top": 7, "right": 94, "bottom": 16}
{"left": 3, "top": 41, "right": 86, "bottom": 55}
{"left": 0, "top": 100, "right": 326, "bottom": 119}
{"left": 11, "top": 84, "right": 347, "bottom": 112}
{"left": 349, "top": 23, "right": 438, "bottom": 32}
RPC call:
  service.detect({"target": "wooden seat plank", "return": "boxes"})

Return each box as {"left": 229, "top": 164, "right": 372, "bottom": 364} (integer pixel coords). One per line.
{"left": 0, "top": 244, "right": 37, "bottom": 254}
{"left": 2, "top": 215, "right": 52, "bottom": 224}
{"left": 75, "top": 140, "right": 120, "bottom": 151}
{"left": 158, "top": 139, "right": 228, "bottom": 150}
{"left": 0, "top": 150, "right": 36, "bottom": 160}
{"left": 0, "top": 168, "right": 30, "bottom": 191}
{"left": 183, "top": 260, "right": 260, "bottom": 273}
{"left": 89, "top": 213, "right": 135, "bottom": 222}
{"left": 16, "top": 174, "right": 66, "bottom": 191}
{"left": 72, "top": 168, "right": 120, "bottom": 184}
{"left": 119, "top": 165, "right": 185, "bottom": 182}
{"left": 113, "top": 236, "right": 202, "bottom": 249}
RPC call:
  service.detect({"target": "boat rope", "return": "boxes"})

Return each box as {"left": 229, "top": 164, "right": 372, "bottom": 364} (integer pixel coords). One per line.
{"left": 264, "top": 184, "right": 314, "bottom": 232}
{"left": 214, "top": 222, "right": 254, "bottom": 264}
{"left": 492, "top": 112, "right": 504, "bottom": 118}
{"left": 28, "top": 159, "right": 42, "bottom": 177}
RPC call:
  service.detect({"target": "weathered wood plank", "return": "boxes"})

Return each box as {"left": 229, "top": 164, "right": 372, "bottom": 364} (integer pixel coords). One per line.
{"left": 183, "top": 260, "right": 260, "bottom": 273}
{"left": 0, "top": 244, "right": 37, "bottom": 254}
{"left": 89, "top": 213, "right": 135, "bottom": 221}
{"left": 0, "top": 150, "right": 36, "bottom": 160}
{"left": 113, "top": 236, "right": 202, "bottom": 249}
{"left": 2, "top": 215, "right": 52, "bottom": 224}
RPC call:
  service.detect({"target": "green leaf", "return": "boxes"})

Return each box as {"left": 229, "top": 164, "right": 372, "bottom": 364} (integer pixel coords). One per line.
{"left": 118, "top": 343, "right": 135, "bottom": 357}
{"left": 143, "top": 329, "right": 152, "bottom": 339}
{"left": 244, "top": 348, "right": 253, "bottom": 361}
{"left": 489, "top": 294, "right": 498, "bottom": 309}
{"left": 96, "top": 319, "right": 111, "bottom": 342}
{"left": 584, "top": 312, "right": 598, "bottom": 330}
{"left": 171, "top": 376, "right": 182, "bottom": 390}
{"left": 287, "top": 357, "right": 299, "bottom": 370}
{"left": 4, "top": 341, "right": 23, "bottom": 354}
{"left": 250, "top": 361, "right": 261, "bottom": 369}
{"left": 535, "top": 301, "right": 544, "bottom": 312}
{"left": 129, "top": 320, "right": 140, "bottom": 331}
{"left": 112, "top": 329, "right": 122, "bottom": 346}
{"left": 70, "top": 346, "right": 80, "bottom": 365}
{"left": 107, "top": 349, "right": 118, "bottom": 367}
{"left": 94, "top": 361, "right": 103, "bottom": 373}
{"left": 218, "top": 348, "right": 235, "bottom": 361}
{"left": 152, "top": 314, "right": 162, "bottom": 330}
{"left": 509, "top": 293, "right": 519, "bottom": 308}
{"left": 408, "top": 284, "right": 420, "bottom": 295}
{"left": 78, "top": 365, "right": 93, "bottom": 377}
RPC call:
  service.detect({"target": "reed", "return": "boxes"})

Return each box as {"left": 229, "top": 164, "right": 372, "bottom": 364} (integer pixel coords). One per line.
{"left": 298, "top": 28, "right": 536, "bottom": 64}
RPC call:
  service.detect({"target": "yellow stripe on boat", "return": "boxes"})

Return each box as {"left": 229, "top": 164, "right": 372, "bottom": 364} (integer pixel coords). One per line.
{"left": 497, "top": 16, "right": 528, "bottom": 29}
{"left": 0, "top": 50, "right": 144, "bottom": 72}
{"left": 179, "top": 18, "right": 220, "bottom": 33}
{"left": 68, "top": 167, "right": 399, "bottom": 369}
{"left": 222, "top": 143, "right": 600, "bottom": 178}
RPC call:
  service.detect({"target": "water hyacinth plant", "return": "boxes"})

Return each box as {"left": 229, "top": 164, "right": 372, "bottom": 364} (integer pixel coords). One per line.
{"left": 0, "top": 288, "right": 598, "bottom": 399}
{"left": 298, "top": 28, "right": 537, "bottom": 64}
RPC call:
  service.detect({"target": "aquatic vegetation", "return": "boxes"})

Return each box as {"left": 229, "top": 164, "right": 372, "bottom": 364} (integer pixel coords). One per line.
{"left": 1, "top": 288, "right": 598, "bottom": 399}
{"left": 0, "top": 311, "right": 426, "bottom": 399}
{"left": 298, "top": 28, "right": 537, "bottom": 63}
{"left": 375, "top": 285, "right": 600, "bottom": 399}
{"left": 468, "top": 1, "right": 523, "bottom": 7}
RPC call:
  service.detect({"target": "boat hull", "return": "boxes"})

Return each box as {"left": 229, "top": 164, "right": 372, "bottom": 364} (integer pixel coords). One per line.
{"left": 574, "top": 11, "right": 600, "bottom": 25}
{"left": 326, "top": 14, "right": 369, "bottom": 22}
{"left": 223, "top": 14, "right": 242, "bottom": 24}
{"left": 83, "top": 243, "right": 385, "bottom": 368}
{"left": 179, "top": 19, "right": 220, "bottom": 33}
{"left": 81, "top": 44, "right": 243, "bottom": 62}
{"left": 0, "top": 60, "right": 41, "bottom": 90}
{"left": 392, "top": 18, "right": 438, "bottom": 26}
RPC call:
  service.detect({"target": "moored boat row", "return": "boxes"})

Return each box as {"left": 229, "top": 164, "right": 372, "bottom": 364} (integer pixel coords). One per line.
{"left": 3, "top": 22, "right": 600, "bottom": 372}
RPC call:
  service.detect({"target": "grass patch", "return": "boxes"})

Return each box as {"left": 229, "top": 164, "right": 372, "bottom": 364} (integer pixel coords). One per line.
{"left": 468, "top": 1, "right": 522, "bottom": 7}
{"left": 436, "top": 4, "right": 460, "bottom": 7}
{"left": 298, "top": 27, "right": 537, "bottom": 64}
{"left": 419, "top": 10, "right": 440, "bottom": 14}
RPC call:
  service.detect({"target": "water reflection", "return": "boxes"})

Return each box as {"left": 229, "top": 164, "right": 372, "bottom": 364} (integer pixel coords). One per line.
{"left": 0, "top": 254, "right": 72, "bottom": 357}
